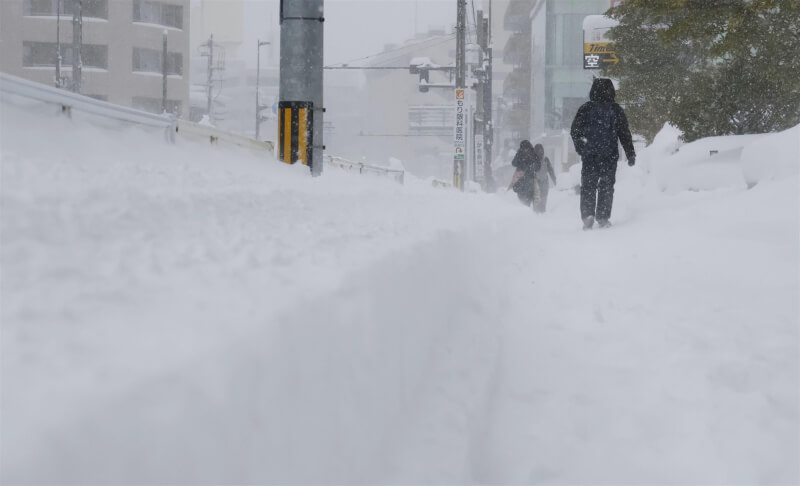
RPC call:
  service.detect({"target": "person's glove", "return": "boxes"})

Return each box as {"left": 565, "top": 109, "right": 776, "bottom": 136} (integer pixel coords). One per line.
{"left": 627, "top": 155, "right": 636, "bottom": 167}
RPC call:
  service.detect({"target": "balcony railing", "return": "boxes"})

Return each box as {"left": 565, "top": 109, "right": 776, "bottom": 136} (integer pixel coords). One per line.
{"left": 504, "top": 0, "right": 534, "bottom": 33}
{"left": 503, "top": 32, "right": 531, "bottom": 66}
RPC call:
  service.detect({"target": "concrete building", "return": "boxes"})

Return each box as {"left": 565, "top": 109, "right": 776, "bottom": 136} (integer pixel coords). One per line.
{"left": 496, "top": 0, "right": 612, "bottom": 169}
{"left": 0, "top": 0, "right": 191, "bottom": 116}
{"left": 488, "top": 0, "right": 516, "bottom": 160}
{"left": 499, "top": 0, "right": 535, "bottom": 154}
{"left": 529, "top": 0, "right": 612, "bottom": 168}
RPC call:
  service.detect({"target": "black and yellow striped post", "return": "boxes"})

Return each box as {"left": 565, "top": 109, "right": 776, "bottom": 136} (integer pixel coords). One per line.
{"left": 278, "top": 101, "right": 314, "bottom": 167}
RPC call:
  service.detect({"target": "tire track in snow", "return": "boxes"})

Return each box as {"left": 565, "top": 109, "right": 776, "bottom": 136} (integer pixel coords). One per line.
{"left": 1, "top": 224, "right": 522, "bottom": 484}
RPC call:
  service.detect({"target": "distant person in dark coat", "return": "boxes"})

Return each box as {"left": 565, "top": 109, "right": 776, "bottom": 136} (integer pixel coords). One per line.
{"left": 570, "top": 78, "right": 636, "bottom": 229}
{"left": 509, "top": 140, "right": 539, "bottom": 207}
{"left": 532, "top": 143, "right": 557, "bottom": 213}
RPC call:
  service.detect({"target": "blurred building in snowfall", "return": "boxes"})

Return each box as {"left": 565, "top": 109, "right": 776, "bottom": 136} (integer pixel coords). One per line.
{"left": 0, "top": 0, "right": 191, "bottom": 117}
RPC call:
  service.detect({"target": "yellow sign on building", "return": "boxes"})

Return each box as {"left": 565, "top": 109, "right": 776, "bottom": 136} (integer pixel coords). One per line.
{"left": 583, "top": 15, "right": 620, "bottom": 70}
{"left": 583, "top": 42, "right": 619, "bottom": 69}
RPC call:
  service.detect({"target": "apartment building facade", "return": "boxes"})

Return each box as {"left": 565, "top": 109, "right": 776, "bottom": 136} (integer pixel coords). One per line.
{"left": 0, "top": 0, "right": 190, "bottom": 116}
{"left": 529, "top": 0, "right": 611, "bottom": 168}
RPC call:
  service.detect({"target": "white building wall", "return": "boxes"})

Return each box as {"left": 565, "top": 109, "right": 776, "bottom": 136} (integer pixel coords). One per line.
{"left": 0, "top": 0, "right": 191, "bottom": 116}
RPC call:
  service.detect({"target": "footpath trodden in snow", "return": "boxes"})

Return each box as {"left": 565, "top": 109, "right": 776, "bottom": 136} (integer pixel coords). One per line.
{"left": 1, "top": 96, "right": 798, "bottom": 484}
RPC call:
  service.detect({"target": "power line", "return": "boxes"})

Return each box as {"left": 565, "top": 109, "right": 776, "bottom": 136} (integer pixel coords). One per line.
{"left": 324, "top": 66, "right": 408, "bottom": 70}
{"left": 376, "top": 36, "right": 458, "bottom": 68}
{"left": 327, "top": 34, "right": 456, "bottom": 68}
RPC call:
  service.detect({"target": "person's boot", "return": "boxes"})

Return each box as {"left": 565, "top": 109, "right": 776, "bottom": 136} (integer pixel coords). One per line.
{"left": 597, "top": 219, "right": 612, "bottom": 229}
{"left": 582, "top": 216, "right": 595, "bottom": 230}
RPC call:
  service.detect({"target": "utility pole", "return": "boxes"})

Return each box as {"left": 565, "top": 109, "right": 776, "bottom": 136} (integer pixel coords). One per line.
{"left": 456, "top": 0, "right": 466, "bottom": 89}
{"left": 474, "top": 10, "right": 487, "bottom": 189}
{"left": 162, "top": 30, "right": 168, "bottom": 113}
{"left": 71, "top": 0, "right": 82, "bottom": 93}
{"left": 279, "top": 0, "right": 325, "bottom": 175}
{"left": 200, "top": 34, "right": 225, "bottom": 123}
{"left": 55, "top": 0, "right": 63, "bottom": 88}
{"left": 255, "top": 39, "right": 270, "bottom": 141}
{"left": 454, "top": 0, "right": 467, "bottom": 189}
{"left": 206, "top": 34, "right": 214, "bottom": 121}
{"left": 482, "top": 13, "right": 495, "bottom": 191}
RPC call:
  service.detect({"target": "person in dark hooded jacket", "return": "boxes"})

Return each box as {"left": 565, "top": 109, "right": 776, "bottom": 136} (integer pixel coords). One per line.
{"left": 509, "top": 140, "right": 540, "bottom": 207}
{"left": 570, "top": 78, "right": 636, "bottom": 229}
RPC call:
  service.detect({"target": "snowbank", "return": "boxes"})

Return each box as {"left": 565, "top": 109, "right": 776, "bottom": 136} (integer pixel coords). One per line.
{"left": 642, "top": 123, "right": 800, "bottom": 193}
{"left": 741, "top": 124, "right": 800, "bottom": 187}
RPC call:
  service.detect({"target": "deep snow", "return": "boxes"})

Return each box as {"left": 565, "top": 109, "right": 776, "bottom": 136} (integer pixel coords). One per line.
{"left": 1, "top": 95, "right": 798, "bottom": 485}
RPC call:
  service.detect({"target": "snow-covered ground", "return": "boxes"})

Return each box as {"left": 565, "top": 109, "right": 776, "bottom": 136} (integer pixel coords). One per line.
{"left": 1, "top": 95, "right": 798, "bottom": 485}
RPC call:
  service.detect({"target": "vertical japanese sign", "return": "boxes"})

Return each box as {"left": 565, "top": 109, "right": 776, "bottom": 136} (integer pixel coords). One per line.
{"left": 453, "top": 88, "right": 467, "bottom": 189}
{"left": 474, "top": 134, "right": 484, "bottom": 183}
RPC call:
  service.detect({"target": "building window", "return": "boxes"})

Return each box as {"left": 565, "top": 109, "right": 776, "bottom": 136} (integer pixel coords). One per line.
{"left": 23, "top": 41, "right": 108, "bottom": 69}
{"left": 546, "top": 13, "right": 585, "bottom": 67}
{"left": 408, "top": 105, "right": 453, "bottom": 136}
{"left": 133, "top": 0, "right": 183, "bottom": 29}
{"left": 132, "top": 47, "right": 182, "bottom": 75}
{"left": 24, "top": 0, "right": 108, "bottom": 19}
{"left": 132, "top": 96, "right": 181, "bottom": 115}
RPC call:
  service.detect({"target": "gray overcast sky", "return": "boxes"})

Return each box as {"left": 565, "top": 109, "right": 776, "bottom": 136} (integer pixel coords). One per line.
{"left": 324, "top": 0, "right": 456, "bottom": 64}
{"left": 244, "top": 0, "right": 469, "bottom": 67}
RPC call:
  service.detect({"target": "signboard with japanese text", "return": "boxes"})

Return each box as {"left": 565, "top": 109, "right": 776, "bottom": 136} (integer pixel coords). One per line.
{"left": 583, "top": 15, "right": 620, "bottom": 69}
{"left": 583, "top": 42, "right": 618, "bottom": 69}
{"left": 474, "top": 134, "right": 484, "bottom": 183}
{"left": 453, "top": 88, "right": 467, "bottom": 189}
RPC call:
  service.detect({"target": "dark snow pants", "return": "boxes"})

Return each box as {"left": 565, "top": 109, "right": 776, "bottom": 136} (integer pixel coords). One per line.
{"left": 533, "top": 178, "right": 549, "bottom": 213}
{"left": 580, "top": 155, "right": 617, "bottom": 221}
{"left": 514, "top": 173, "right": 536, "bottom": 207}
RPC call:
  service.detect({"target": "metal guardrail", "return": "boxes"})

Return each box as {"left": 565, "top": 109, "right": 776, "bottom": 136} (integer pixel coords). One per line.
{"left": 174, "top": 120, "right": 275, "bottom": 153}
{"left": 0, "top": 72, "right": 275, "bottom": 154}
{"left": 0, "top": 72, "right": 173, "bottom": 131}
{"left": 325, "top": 155, "right": 405, "bottom": 184}
{"left": 2, "top": 73, "right": 409, "bottom": 172}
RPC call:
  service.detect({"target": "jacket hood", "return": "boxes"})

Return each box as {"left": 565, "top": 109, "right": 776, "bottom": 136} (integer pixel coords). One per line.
{"left": 590, "top": 78, "right": 616, "bottom": 102}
